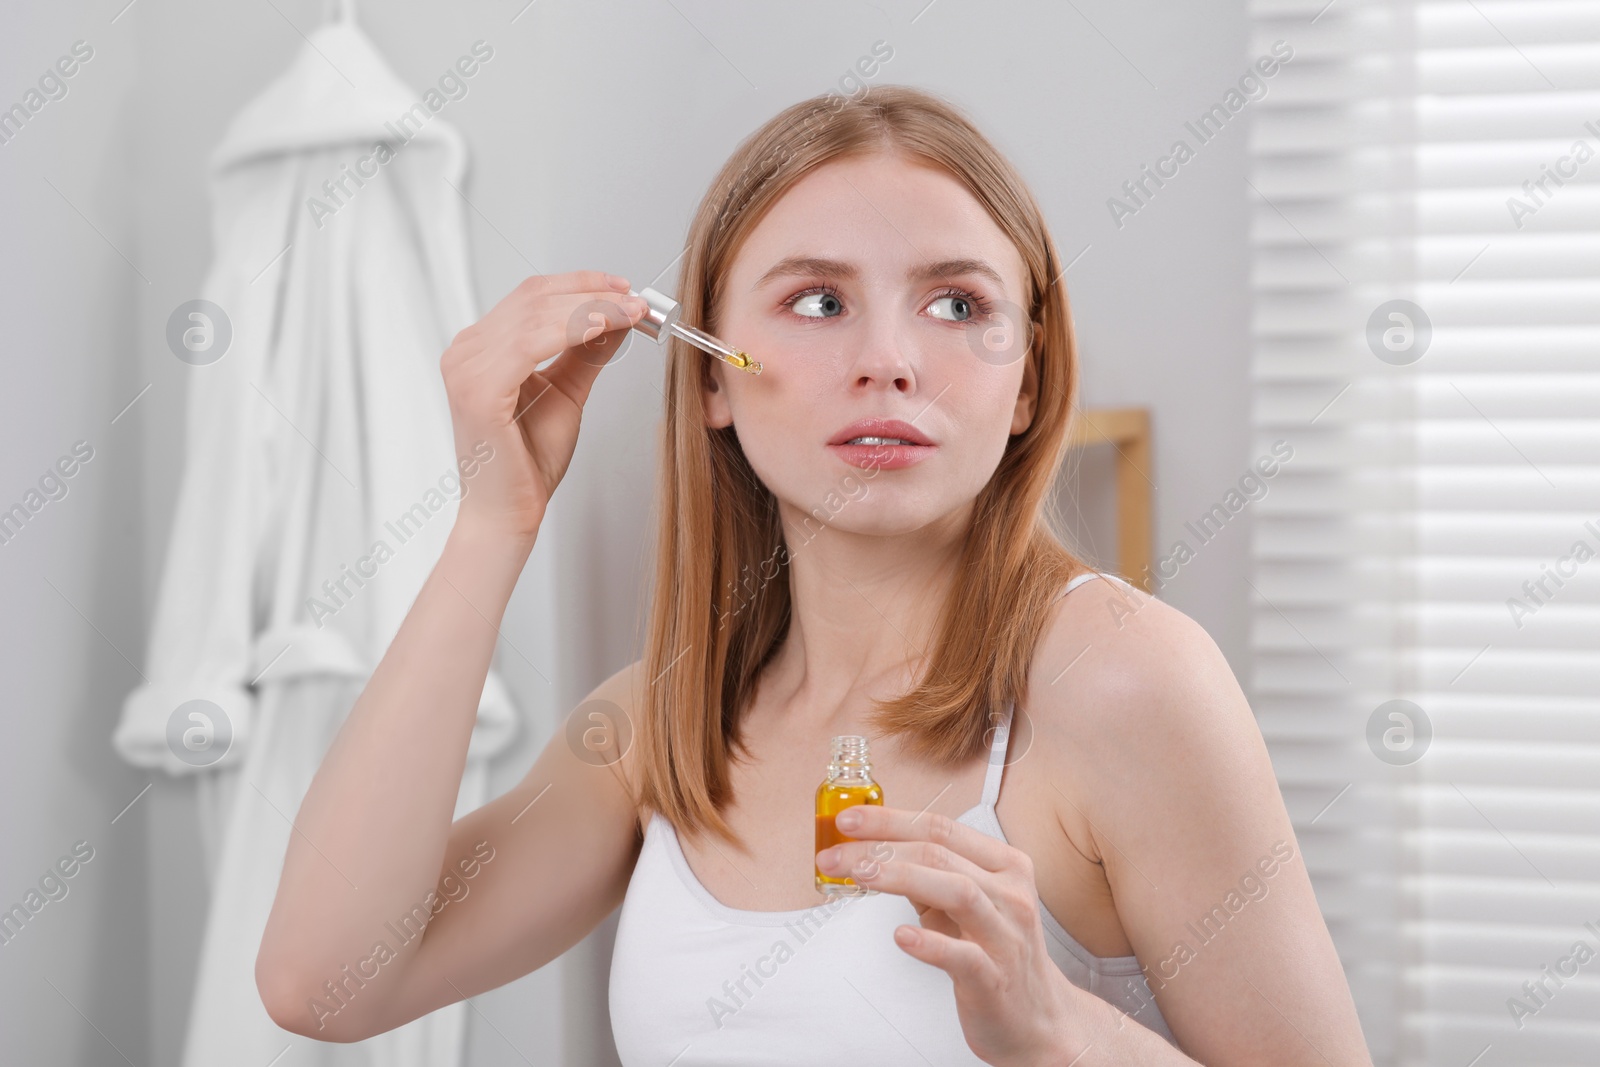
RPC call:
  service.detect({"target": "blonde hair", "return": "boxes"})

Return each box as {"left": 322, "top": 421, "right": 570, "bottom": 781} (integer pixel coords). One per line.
{"left": 636, "top": 84, "right": 1087, "bottom": 846}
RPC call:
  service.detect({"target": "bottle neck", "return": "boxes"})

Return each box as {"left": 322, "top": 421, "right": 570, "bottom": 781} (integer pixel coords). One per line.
{"left": 828, "top": 735, "right": 873, "bottom": 782}
{"left": 828, "top": 761, "right": 872, "bottom": 783}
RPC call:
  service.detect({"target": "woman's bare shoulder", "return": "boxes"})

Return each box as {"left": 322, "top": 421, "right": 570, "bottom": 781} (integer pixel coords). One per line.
{"left": 1024, "top": 573, "right": 1250, "bottom": 775}
{"left": 1023, "top": 576, "right": 1364, "bottom": 1063}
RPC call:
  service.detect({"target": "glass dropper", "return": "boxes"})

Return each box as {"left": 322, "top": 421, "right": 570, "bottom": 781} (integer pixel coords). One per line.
{"left": 628, "top": 287, "right": 763, "bottom": 375}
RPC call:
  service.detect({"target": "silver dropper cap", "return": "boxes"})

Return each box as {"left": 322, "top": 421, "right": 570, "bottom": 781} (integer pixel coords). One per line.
{"left": 628, "top": 287, "right": 682, "bottom": 342}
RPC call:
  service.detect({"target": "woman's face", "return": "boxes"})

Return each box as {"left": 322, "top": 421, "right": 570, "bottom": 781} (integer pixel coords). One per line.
{"left": 705, "top": 151, "right": 1038, "bottom": 540}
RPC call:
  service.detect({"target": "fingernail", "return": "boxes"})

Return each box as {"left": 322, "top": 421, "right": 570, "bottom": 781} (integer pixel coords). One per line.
{"left": 606, "top": 273, "right": 630, "bottom": 290}
{"left": 819, "top": 846, "right": 840, "bottom": 867}
{"left": 836, "top": 808, "right": 862, "bottom": 830}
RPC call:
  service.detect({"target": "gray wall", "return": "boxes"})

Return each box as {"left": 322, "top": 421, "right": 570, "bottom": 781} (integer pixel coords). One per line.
{"left": 1, "top": 5, "right": 150, "bottom": 1065}
{"left": 0, "top": 0, "right": 1251, "bottom": 1062}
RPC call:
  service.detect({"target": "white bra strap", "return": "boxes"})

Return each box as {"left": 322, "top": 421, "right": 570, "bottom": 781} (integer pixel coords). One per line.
{"left": 1059, "top": 570, "right": 1140, "bottom": 601}
{"left": 1061, "top": 570, "right": 1107, "bottom": 598}
{"left": 977, "top": 699, "right": 1014, "bottom": 807}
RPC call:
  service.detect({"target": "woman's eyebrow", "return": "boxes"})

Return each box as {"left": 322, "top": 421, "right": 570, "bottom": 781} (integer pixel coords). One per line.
{"left": 753, "top": 256, "right": 857, "bottom": 289}
{"left": 752, "top": 256, "right": 1006, "bottom": 290}
{"left": 908, "top": 258, "right": 1006, "bottom": 288}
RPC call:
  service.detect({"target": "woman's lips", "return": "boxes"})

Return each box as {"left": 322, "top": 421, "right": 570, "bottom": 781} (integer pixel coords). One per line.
{"left": 825, "top": 441, "right": 936, "bottom": 470}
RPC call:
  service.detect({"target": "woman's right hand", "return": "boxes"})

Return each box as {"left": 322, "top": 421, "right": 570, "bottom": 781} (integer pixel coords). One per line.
{"left": 442, "top": 271, "right": 648, "bottom": 541}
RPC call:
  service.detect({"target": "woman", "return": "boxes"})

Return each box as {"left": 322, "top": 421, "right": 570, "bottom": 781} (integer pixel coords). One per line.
{"left": 256, "top": 85, "right": 1372, "bottom": 1065}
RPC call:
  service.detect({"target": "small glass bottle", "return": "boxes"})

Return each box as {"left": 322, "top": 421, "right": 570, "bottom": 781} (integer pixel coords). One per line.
{"left": 814, "top": 734, "right": 884, "bottom": 897}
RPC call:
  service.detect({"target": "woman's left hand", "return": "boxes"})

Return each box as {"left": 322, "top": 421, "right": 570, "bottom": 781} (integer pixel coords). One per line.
{"left": 816, "top": 803, "right": 1085, "bottom": 1066}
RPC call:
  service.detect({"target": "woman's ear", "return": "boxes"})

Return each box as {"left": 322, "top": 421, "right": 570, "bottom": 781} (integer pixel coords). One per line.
{"left": 703, "top": 357, "right": 734, "bottom": 429}
{"left": 1010, "top": 322, "right": 1041, "bottom": 435}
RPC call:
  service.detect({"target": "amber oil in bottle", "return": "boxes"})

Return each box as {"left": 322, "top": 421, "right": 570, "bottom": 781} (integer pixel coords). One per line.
{"left": 815, "top": 734, "right": 883, "bottom": 897}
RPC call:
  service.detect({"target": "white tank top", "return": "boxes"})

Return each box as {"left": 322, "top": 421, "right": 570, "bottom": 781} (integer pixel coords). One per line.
{"left": 608, "top": 571, "right": 1176, "bottom": 1063}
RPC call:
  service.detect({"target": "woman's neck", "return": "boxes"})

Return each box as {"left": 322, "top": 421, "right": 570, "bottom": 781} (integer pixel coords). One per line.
{"left": 760, "top": 504, "right": 969, "bottom": 734}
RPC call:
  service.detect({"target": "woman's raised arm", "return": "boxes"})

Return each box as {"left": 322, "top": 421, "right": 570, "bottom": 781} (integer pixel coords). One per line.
{"left": 255, "top": 272, "right": 650, "bottom": 1041}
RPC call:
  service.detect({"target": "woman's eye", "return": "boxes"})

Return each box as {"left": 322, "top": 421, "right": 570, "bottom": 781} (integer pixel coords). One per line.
{"left": 790, "top": 291, "right": 844, "bottom": 318}
{"left": 928, "top": 294, "right": 974, "bottom": 322}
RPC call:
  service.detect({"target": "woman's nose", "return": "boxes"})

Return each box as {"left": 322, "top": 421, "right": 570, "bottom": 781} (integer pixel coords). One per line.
{"left": 843, "top": 317, "right": 916, "bottom": 393}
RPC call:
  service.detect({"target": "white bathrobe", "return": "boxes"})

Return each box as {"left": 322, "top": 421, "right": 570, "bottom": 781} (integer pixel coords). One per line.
{"left": 112, "top": 18, "right": 518, "bottom": 1066}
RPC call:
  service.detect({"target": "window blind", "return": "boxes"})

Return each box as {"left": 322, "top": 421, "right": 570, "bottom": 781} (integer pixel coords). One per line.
{"left": 1248, "top": 2, "right": 1600, "bottom": 1065}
